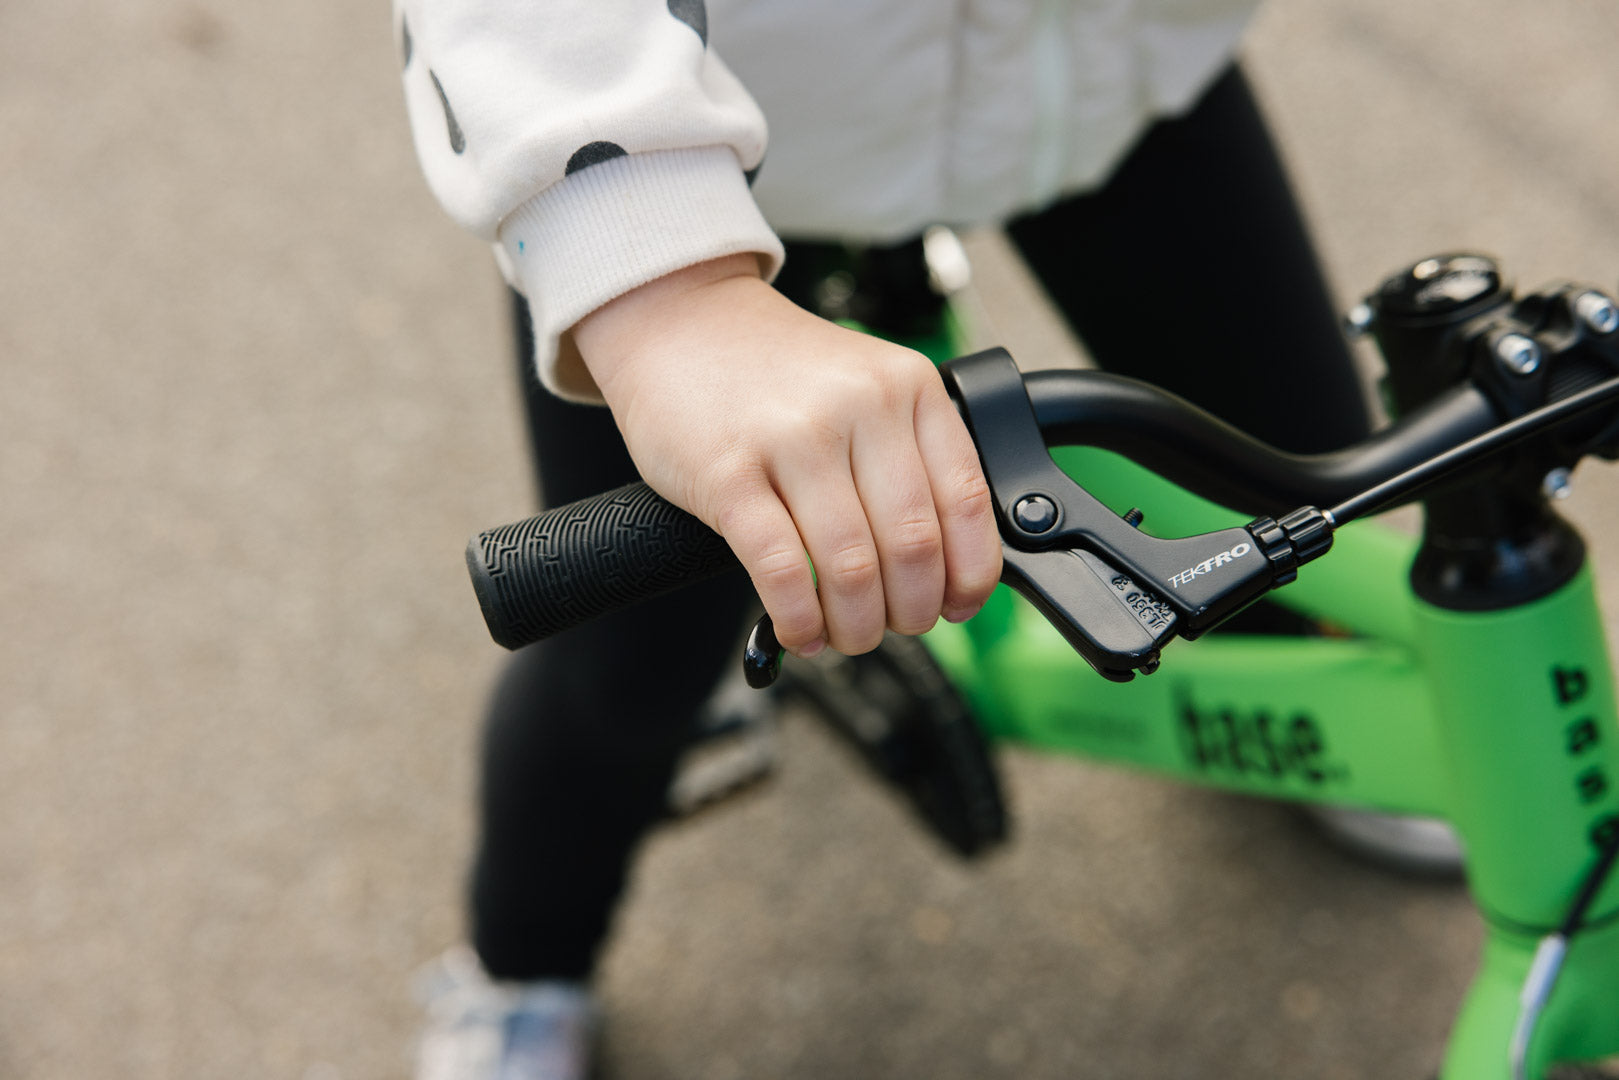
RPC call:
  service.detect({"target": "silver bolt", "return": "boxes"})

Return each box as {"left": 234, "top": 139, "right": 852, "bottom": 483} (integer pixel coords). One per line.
{"left": 1496, "top": 333, "right": 1542, "bottom": 376}
{"left": 1576, "top": 291, "right": 1619, "bottom": 335}
{"left": 1344, "top": 302, "right": 1374, "bottom": 338}
{"left": 1543, "top": 467, "right": 1574, "bottom": 501}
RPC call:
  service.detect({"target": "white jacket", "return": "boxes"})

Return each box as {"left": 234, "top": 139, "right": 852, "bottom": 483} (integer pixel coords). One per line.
{"left": 396, "top": 0, "right": 1259, "bottom": 400}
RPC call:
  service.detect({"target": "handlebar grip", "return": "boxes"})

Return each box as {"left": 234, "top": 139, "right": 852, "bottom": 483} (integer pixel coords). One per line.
{"left": 466, "top": 481, "right": 739, "bottom": 649}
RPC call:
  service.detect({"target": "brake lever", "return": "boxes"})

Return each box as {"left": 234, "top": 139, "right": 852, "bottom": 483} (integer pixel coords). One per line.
{"left": 943, "top": 349, "right": 1334, "bottom": 682}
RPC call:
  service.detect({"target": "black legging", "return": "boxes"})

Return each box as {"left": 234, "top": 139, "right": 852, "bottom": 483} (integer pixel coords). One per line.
{"left": 1006, "top": 66, "right": 1370, "bottom": 453}
{"left": 470, "top": 314, "right": 756, "bottom": 979}
{"left": 471, "top": 63, "right": 1371, "bottom": 981}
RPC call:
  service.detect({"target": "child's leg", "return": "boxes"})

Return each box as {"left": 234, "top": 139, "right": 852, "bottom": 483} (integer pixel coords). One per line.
{"left": 468, "top": 296, "right": 754, "bottom": 981}
{"left": 1007, "top": 64, "right": 1373, "bottom": 453}
{"left": 1010, "top": 76, "right": 1466, "bottom": 872}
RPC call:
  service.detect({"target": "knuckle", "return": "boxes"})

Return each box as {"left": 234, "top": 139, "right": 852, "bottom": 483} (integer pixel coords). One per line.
{"left": 703, "top": 459, "right": 771, "bottom": 531}
{"left": 874, "top": 350, "right": 931, "bottom": 405}
{"left": 752, "top": 545, "right": 810, "bottom": 590}
{"left": 867, "top": 368, "right": 907, "bottom": 414}
{"left": 948, "top": 472, "right": 996, "bottom": 523}
{"left": 882, "top": 515, "right": 944, "bottom": 567}
{"left": 821, "top": 544, "right": 882, "bottom": 595}
{"left": 780, "top": 408, "right": 846, "bottom": 457}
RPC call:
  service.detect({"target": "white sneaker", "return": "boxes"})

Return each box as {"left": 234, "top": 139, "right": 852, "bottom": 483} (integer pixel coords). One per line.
{"left": 414, "top": 946, "right": 596, "bottom": 1080}
{"left": 1307, "top": 806, "right": 1465, "bottom": 878}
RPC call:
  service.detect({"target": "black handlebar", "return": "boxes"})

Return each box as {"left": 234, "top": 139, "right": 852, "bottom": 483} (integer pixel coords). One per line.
{"left": 1021, "top": 370, "right": 1500, "bottom": 515}
{"left": 465, "top": 358, "right": 1498, "bottom": 655}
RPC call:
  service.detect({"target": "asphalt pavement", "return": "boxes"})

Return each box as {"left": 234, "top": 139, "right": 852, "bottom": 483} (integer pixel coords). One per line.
{"left": 4, "top": 2, "right": 1619, "bottom": 1077}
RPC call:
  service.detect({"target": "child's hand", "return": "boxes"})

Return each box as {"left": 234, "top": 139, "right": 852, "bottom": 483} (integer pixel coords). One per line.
{"left": 574, "top": 253, "right": 1003, "bottom": 658}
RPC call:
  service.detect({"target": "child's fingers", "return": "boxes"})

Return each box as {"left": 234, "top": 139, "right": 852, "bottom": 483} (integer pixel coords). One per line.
{"left": 914, "top": 383, "right": 1002, "bottom": 622}
{"left": 773, "top": 455, "right": 888, "bottom": 656}
{"left": 713, "top": 487, "right": 824, "bottom": 656}
{"left": 850, "top": 427, "right": 946, "bottom": 637}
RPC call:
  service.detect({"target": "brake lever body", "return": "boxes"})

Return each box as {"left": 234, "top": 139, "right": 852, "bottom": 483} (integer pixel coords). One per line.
{"left": 942, "top": 349, "right": 1332, "bottom": 682}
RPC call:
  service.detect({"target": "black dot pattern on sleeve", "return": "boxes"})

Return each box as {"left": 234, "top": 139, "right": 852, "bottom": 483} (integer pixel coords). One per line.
{"left": 565, "top": 142, "right": 628, "bottom": 175}
{"left": 400, "top": 15, "right": 412, "bottom": 68}
{"left": 666, "top": 0, "right": 707, "bottom": 46}
{"left": 429, "top": 71, "right": 466, "bottom": 154}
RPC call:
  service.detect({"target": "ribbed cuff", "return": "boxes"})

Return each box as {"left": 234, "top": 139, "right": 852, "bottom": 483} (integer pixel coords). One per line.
{"left": 497, "top": 146, "right": 785, "bottom": 403}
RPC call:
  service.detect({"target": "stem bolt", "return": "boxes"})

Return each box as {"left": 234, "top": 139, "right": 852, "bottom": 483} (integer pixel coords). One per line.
{"left": 1496, "top": 333, "right": 1542, "bottom": 376}
{"left": 1543, "top": 468, "right": 1575, "bottom": 501}
{"left": 1576, "top": 291, "right": 1619, "bottom": 335}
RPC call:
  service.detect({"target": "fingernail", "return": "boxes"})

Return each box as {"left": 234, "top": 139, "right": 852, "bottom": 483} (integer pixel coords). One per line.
{"left": 944, "top": 605, "right": 981, "bottom": 624}
{"left": 797, "top": 637, "right": 827, "bottom": 659}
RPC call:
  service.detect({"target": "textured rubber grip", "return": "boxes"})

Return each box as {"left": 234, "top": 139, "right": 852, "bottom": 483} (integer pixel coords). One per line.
{"left": 467, "top": 481, "right": 739, "bottom": 649}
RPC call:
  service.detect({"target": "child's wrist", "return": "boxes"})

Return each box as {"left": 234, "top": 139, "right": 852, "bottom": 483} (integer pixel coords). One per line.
{"left": 575, "top": 254, "right": 763, "bottom": 358}
{"left": 573, "top": 253, "right": 772, "bottom": 405}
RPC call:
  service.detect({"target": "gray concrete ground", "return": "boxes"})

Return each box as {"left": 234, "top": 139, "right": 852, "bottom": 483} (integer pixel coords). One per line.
{"left": 4, "top": 2, "right": 1619, "bottom": 1078}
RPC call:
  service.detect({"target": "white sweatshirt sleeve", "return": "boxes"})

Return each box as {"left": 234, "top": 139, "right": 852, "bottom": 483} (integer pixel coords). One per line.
{"left": 395, "top": 0, "right": 784, "bottom": 401}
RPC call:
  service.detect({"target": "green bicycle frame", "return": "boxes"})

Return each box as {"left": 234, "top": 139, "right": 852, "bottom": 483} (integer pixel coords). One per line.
{"left": 832, "top": 276, "right": 1619, "bottom": 1076}
{"left": 921, "top": 445, "right": 1619, "bottom": 1078}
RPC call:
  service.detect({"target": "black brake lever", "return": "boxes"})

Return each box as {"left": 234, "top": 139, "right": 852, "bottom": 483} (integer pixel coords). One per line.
{"left": 942, "top": 349, "right": 1334, "bottom": 682}
{"left": 743, "top": 614, "right": 784, "bottom": 690}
